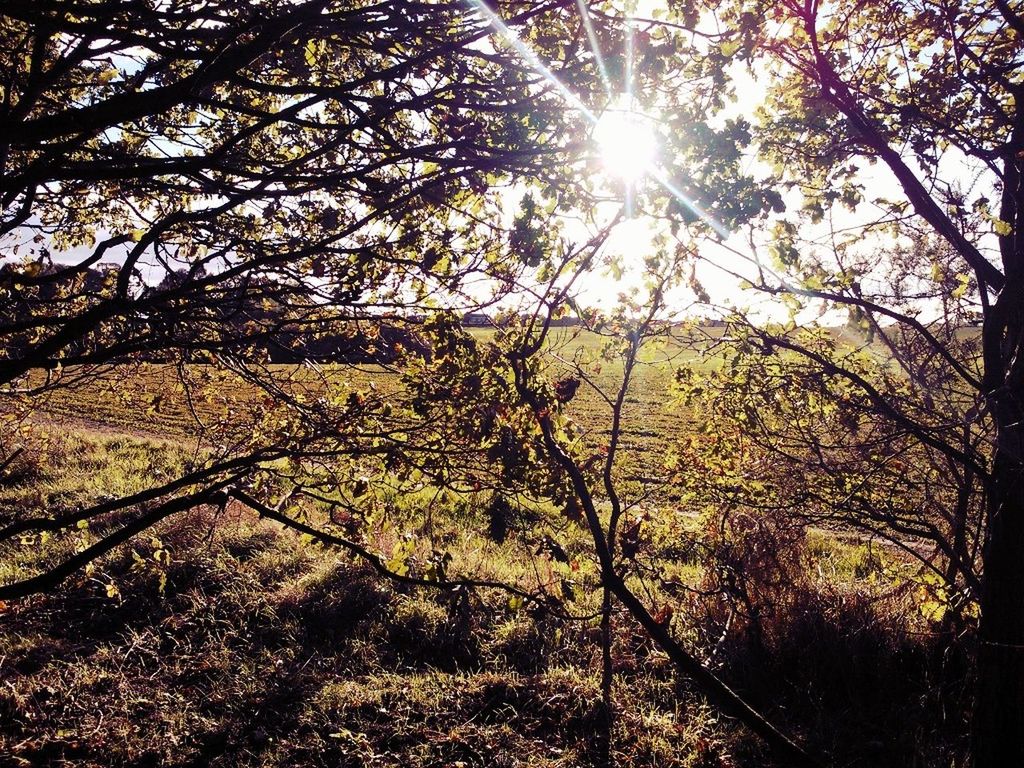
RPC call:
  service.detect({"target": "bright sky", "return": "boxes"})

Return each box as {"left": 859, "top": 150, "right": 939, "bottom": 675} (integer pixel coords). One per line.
{"left": 486, "top": 0, "right": 994, "bottom": 326}
{"left": 5, "top": 0, "right": 997, "bottom": 328}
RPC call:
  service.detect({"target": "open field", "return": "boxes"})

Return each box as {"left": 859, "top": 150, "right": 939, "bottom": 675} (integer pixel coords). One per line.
{"left": 4, "top": 328, "right": 723, "bottom": 503}
{"left": 2, "top": 1, "right": 1006, "bottom": 760}
{"left": 10, "top": 327, "right": 703, "bottom": 427}
{"left": 0, "top": 425, "right": 957, "bottom": 767}
{"left": 0, "top": 325, "right": 969, "bottom": 767}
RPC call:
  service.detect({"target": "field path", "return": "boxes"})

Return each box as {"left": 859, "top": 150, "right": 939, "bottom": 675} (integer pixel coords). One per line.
{"left": 5, "top": 406, "right": 203, "bottom": 446}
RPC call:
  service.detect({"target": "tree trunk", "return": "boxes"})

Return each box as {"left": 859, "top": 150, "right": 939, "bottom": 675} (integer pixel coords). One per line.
{"left": 974, "top": 403, "right": 1024, "bottom": 766}
{"left": 597, "top": 585, "right": 614, "bottom": 768}
{"left": 974, "top": 97, "right": 1024, "bottom": 759}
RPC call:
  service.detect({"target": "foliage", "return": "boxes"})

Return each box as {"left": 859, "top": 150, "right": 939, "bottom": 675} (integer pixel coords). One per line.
{"left": 0, "top": 0, "right": 607, "bottom": 598}
{"left": 638, "top": 2, "right": 1022, "bottom": 763}
{"left": 4, "top": 0, "right": 1024, "bottom": 765}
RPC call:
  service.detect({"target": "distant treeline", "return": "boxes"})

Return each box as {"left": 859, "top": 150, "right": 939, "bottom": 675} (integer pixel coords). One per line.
{"left": 2, "top": 262, "right": 730, "bottom": 367}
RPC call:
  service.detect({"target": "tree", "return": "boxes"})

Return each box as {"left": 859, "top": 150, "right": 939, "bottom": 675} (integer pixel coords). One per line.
{"left": 0, "top": 0, "right": 625, "bottom": 621}
{"left": 0, "top": 0, "right": 599, "bottom": 379}
{"left": 618, "top": 1, "right": 1022, "bottom": 764}
{"left": 394, "top": 246, "right": 824, "bottom": 765}
{"left": 0, "top": 0, "right": 595, "bottom": 552}
{"left": 5, "top": 0, "right": 1017, "bottom": 764}
{"left": 406, "top": 0, "right": 1023, "bottom": 762}
{"left": 0, "top": 3, "right": 830, "bottom": 763}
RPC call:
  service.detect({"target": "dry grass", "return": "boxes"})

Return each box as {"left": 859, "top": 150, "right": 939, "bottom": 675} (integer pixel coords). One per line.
{"left": 0, "top": 325, "right": 972, "bottom": 767}
{"left": 0, "top": 428, "right": 760, "bottom": 767}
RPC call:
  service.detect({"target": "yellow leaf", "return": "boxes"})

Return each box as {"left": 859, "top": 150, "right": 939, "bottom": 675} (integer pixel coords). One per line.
{"left": 952, "top": 273, "right": 970, "bottom": 299}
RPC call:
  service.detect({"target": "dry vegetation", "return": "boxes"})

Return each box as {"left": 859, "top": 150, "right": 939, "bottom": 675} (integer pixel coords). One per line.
{"left": 0, "top": 427, "right": 750, "bottom": 767}
{"left": 0, "top": 329, "right": 972, "bottom": 767}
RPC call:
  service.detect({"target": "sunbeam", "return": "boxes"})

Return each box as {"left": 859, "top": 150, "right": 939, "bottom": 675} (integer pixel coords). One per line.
{"left": 624, "top": 19, "right": 635, "bottom": 217}
{"left": 648, "top": 167, "right": 731, "bottom": 240}
{"left": 461, "top": 0, "right": 730, "bottom": 239}
{"left": 462, "top": 0, "right": 597, "bottom": 123}
{"left": 574, "top": 0, "right": 613, "bottom": 97}
{"left": 624, "top": 18, "right": 633, "bottom": 100}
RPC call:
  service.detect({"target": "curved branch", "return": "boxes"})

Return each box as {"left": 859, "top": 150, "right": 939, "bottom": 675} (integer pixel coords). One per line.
{"left": 0, "top": 480, "right": 233, "bottom": 601}
{"left": 803, "top": 15, "right": 1006, "bottom": 292}
{"left": 509, "top": 353, "right": 825, "bottom": 768}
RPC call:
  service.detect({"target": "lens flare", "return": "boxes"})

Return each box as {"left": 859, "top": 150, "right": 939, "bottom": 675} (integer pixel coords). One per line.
{"left": 463, "top": 0, "right": 597, "bottom": 123}
{"left": 461, "top": 0, "right": 730, "bottom": 239}
{"left": 574, "top": 0, "right": 613, "bottom": 97}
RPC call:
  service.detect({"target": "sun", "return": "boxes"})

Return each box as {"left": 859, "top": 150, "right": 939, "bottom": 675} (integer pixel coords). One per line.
{"left": 593, "top": 94, "right": 657, "bottom": 183}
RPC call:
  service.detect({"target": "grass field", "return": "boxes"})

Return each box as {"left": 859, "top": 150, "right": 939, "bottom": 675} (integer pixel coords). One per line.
{"left": 0, "top": 424, "right": 951, "bottom": 768}
{"left": 6, "top": 328, "right": 719, "bottom": 502}
{"left": 14, "top": 326, "right": 698, "bottom": 421}
{"left": 0, "top": 326, "right": 968, "bottom": 767}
